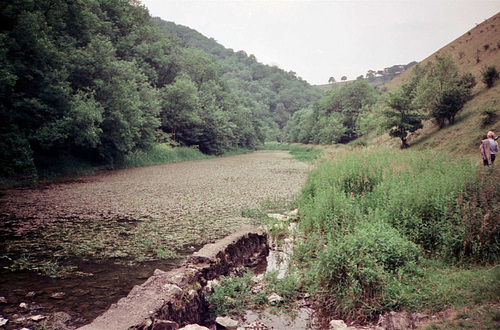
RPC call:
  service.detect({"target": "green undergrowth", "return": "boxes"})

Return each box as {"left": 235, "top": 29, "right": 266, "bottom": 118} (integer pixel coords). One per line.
{"left": 206, "top": 269, "right": 302, "bottom": 320}
{"left": 292, "top": 146, "right": 500, "bottom": 324}
{"left": 123, "top": 144, "right": 210, "bottom": 167}
{"left": 258, "top": 142, "right": 324, "bottom": 162}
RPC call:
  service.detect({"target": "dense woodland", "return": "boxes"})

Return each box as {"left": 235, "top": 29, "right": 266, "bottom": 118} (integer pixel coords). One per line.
{"left": 0, "top": 0, "right": 322, "bottom": 178}
{"left": 155, "top": 20, "right": 324, "bottom": 139}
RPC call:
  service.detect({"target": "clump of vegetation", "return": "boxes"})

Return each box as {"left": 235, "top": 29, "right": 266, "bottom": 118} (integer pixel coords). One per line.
{"left": 481, "top": 65, "right": 500, "bottom": 88}
{"left": 292, "top": 147, "right": 500, "bottom": 324}
{"left": 480, "top": 107, "right": 498, "bottom": 126}
{"left": 123, "top": 144, "right": 210, "bottom": 168}
{"left": 258, "top": 142, "right": 324, "bottom": 163}
{"left": 206, "top": 269, "right": 302, "bottom": 319}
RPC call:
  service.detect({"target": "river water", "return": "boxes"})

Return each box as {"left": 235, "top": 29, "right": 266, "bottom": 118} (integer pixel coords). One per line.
{"left": 0, "top": 151, "right": 311, "bottom": 329}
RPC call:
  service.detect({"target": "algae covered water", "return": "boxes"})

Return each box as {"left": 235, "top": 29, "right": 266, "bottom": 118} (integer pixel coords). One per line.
{"left": 0, "top": 151, "right": 310, "bottom": 329}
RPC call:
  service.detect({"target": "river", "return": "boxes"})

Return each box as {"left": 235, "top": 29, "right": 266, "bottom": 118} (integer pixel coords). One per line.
{"left": 0, "top": 150, "right": 310, "bottom": 329}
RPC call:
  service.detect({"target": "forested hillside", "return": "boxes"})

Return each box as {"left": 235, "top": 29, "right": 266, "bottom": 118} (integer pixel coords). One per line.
{"left": 154, "top": 19, "right": 324, "bottom": 140}
{"left": 2, "top": 0, "right": 321, "bottom": 179}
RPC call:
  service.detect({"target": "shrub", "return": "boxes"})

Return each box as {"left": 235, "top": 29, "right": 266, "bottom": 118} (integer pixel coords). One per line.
{"left": 480, "top": 107, "right": 498, "bottom": 126}
{"left": 481, "top": 65, "right": 499, "bottom": 88}
{"left": 311, "top": 219, "right": 420, "bottom": 322}
{"left": 293, "top": 147, "right": 499, "bottom": 322}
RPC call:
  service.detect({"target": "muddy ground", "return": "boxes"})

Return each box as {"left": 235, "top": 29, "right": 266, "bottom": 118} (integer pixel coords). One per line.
{"left": 0, "top": 150, "right": 311, "bottom": 328}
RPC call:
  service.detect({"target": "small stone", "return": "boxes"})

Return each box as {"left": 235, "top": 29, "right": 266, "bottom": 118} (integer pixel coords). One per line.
{"left": 0, "top": 296, "right": 7, "bottom": 304}
{"left": 0, "top": 317, "right": 8, "bottom": 326}
{"left": 162, "top": 284, "right": 183, "bottom": 298}
{"left": 267, "top": 293, "right": 284, "bottom": 304}
{"left": 19, "top": 302, "right": 29, "bottom": 309}
{"left": 179, "top": 325, "right": 210, "bottom": 330}
{"left": 151, "top": 319, "right": 178, "bottom": 329}
{"left": 50, "top": 292, "right": 66, "bottom": 299}
{"left": 216, "top": 316, "right": 239, "bottom": 329}
{"left": 29, "top": 315, "right": 45, "bottom": 322}
{"left": 329, "top": 319, "right": 348, "bottom": 329}
{"left": 154, "top": 269, "right": 167, "bottom": 275}
{"left": 26, "top": 291, "right": 36, "bottom": 298}
{"left": 267, "top": 213, "right": 289, "bottom": 221}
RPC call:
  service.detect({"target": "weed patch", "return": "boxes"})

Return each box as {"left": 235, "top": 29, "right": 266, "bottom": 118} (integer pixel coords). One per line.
{"left": 293, "top": 146, "right": 500, "bottom": 323}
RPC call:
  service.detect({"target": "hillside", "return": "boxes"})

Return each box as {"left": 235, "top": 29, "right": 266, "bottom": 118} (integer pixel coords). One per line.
{"left": 153, "top": 19, "right": 324, "bottom": 140}
{"left": 316, "top": 61, "right": 417, "bottom": 91}
{"left": 375, "top": 11, "right": 500, "bottom": 159}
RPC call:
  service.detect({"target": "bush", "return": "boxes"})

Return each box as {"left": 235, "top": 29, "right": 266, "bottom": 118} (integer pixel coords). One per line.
{"left": 311, "top": 219, "right": 420, "bottom": 322}
{"left": 481, "top": 65, "right": 500, "bottom": 88}
{"left": 480, "top": 107, "right": 497, "bottom": 127}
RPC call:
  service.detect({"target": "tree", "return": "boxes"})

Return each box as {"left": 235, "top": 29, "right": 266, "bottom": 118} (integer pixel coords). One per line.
{"left": 481, "top": 65, "right": 499, "bottom": 88}
{"left": 416, "top": 56, "right": 475, "bottom": 128}
{"left": 341, "top": 76, "right": 347, "bottom": 81}
{"left": 384, "top": 80, "right": 423, "bottom": 148}
{"left": 328, "top": 76, "right": 336, "bottom": 84}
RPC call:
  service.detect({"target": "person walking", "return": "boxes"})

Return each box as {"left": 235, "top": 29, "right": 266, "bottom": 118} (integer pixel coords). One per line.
{"left": 480, "top": 131, "right": 498, "bottom": 166}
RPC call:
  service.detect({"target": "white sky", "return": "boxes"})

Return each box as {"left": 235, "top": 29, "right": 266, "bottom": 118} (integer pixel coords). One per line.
{"left": 140, "top": 0, "right": 500, "bottom": 85}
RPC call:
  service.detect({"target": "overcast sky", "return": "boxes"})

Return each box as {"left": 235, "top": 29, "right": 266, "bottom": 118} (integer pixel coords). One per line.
{"left": 140, "top": 0, "right": 500, "bottom": 85}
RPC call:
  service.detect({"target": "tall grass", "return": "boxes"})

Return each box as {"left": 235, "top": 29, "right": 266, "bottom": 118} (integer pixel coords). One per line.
{"left": 293, "top": 146, "right": 500, "bottom": 323}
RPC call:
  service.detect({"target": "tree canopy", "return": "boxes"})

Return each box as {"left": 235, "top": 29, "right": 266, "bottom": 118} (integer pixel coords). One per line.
{"left": 0, "top": 0, "right": 274, "bottom": 177}
{"left": 154, "top": 19, "right": 324, "bottom": 142}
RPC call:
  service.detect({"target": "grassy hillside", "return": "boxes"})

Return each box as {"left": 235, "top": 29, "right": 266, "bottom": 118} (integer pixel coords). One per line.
{"left": 381, "top": 11, "right": 500, "bottom": 160}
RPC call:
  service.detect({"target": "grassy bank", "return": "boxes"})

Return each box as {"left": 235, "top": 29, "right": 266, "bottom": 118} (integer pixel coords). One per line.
{"left": 208, "top": 146, "right": 500, "bottom": 328}
{"left": 295, "top": 146, "right": 499, "bottom": 325}
{"left": 257, "top": 142, "right": 324, "bottom": 163}
{"left": 123, "top": 144, "right": 211, "bottom": 168}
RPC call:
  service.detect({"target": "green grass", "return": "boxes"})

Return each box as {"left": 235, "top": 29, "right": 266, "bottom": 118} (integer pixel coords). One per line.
{"left": 257, "top": 142, "right": 324, "bottom": 162}
{"left": 123, "top": 144, "right": 210, "bottom": 167}
{"left": 390, "top": 263, "right": 500, "bottom": 313}
{"left": 292, "top": 146, "right": 500, "bottom": 323}
{"left": 206, "top": 269, "right": 303, "bottom": 319}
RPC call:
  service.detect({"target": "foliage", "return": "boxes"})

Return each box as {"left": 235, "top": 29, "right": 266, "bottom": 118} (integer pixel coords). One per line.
{"left": 293, "top": 147, "right": 499, "bottom": 323}
{"left": 384, "top": 77, "right": 424, "bottom": 148}
{"left": 157, "top": 19, "right": 324, "bottom": 142}
{"left": 257, "top": 142, "right": 324, "bottom": 162}
{"left": 415, "top": 55, "right": 476, "bottom": 128}
{"left": 285, "top": 80, "right": 379, "bottom": 145}
{"left": 206, "top": 269, "right": 302, "bottom": 319}
{"left": 481, "top": 106, "right": 498, "bottom": 127}
{"left": 481, "top": 65, "right": 499, "bottom": 88}
{"left": 0, "top": 0, "right": 268, "bottom": 178}
{"left": 123, "top": 144, "right": 209, "bottom": 168}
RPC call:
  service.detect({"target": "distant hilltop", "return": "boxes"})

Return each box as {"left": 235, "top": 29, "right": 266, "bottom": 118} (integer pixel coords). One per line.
{"left": 316, "top": 61, "right": 418, "bottom": 91}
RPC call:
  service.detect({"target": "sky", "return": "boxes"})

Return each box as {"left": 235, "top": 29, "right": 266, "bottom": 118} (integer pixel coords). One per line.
{"left": 140, "top": 0, "right": 500, "bottom": 85}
